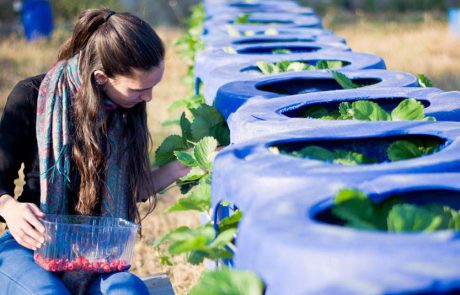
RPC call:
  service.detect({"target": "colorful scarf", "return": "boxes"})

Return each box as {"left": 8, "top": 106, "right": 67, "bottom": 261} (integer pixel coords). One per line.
{"left": 36, "top": 54, "right": 132, "bottom": 294}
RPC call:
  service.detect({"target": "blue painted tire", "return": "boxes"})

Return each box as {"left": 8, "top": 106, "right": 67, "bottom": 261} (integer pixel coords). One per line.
{"left": 200, "top": 52, "right": 386, "bottom": 105}
{"left": 195, "top": 41, "right": 350, "bottom": 96}
{"left": 205, "top": 5, "right": 314, "bottom": 18}
{"left": 228, "top": 88, "right": 460, "bottom": 143}
{"left": 214, "top": 70, "right": 419, "bottom": 119}
{"left": 203, "top": 34, "right": 346, "bottom": 50}
{"left": 203, "top": 26, "right": 333, "bottom": 38}
{"left": 211, "top": 121, "right": 460, "bottom": 213}
{"left": 22, "top": 0, "right": 53, "bottom": 41}
{"left": 203, "top": 0, "right": 300, "bottom": 16}
{"left": 203, "top": 12, "right": 322, "bottom": 29}
{"left": 233, "top": 173, "right": 460, "bottom": 294}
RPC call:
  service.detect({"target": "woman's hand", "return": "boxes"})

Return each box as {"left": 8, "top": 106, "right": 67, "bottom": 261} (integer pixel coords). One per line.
{"left": 0, "top": 195, "right": 46, "bottom": 250}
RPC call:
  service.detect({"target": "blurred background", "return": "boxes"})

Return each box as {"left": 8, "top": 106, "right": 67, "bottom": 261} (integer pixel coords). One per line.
{"left": 0, "top": 1, "right": 459, "bottom": 294}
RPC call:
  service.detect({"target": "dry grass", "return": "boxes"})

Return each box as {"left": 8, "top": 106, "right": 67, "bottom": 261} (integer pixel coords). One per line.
{"left": 327, "top": 13, "right": 460, "bottom": 91}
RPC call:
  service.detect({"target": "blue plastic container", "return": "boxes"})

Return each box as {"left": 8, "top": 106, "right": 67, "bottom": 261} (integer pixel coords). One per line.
{"left": 233, "top": 173, "right": 460, "bottom": 294}
{"left": 200, "top": 52, "right": 386, "bottom": 105}
{"left": 448, "top": 8, "right": 460, "bottom": 36}
{"left": 211, "top": 121, "right": 460, "bottom": 213}
{"left": 228, "top": 88, "right": 460, "bottom": 143}
{"left": 214, "top": 70, "right": 419, "bottom": 120}
{"left": 22, "top": 0, "right": 53, "bottom": 41}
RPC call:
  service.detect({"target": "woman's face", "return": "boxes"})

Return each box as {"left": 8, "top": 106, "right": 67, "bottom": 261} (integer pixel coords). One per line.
{"left": 96, "top": 61, "right": 165, "bottom": 109}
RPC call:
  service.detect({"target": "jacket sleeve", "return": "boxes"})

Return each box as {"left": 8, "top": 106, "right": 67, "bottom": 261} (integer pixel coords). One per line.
{"left": 0, "top": 79, "right": 38, "bottom": 198}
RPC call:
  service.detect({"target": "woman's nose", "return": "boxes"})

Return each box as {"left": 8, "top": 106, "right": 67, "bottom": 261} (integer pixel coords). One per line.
{"left": 140, "top": 91, "right": 153, "bottom": 102}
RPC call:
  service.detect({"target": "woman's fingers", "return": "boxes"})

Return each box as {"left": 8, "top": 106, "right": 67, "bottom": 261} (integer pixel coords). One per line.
{"left": 21, "top": 217, "right": 45, "bottom": 247}
{"left": 15, "top": 228, "right": 40, "bottom": 250}
{"left": 28, "top": 203, "right": 45, "bottom": 218}
{"left": 25, "top": 205, "right": 46, "bottom": 233}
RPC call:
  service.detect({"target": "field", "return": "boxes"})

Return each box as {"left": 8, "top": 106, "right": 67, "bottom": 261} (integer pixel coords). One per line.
{"left": 0, "top": 12, "right": 459, "bottom": 294}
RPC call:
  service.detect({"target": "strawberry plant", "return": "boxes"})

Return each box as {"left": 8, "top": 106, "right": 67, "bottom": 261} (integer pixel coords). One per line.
{"left": 190, "top": 268, "right": 264, "bottom": 295}
{"left": 330, "top": 189, "right": 460, "bottom": 232}
{"left": 302, "top": 98, "right": 435, "bottom": 121}
{"left": 233, "top": 13, "right": 283, "bottom": 25}
{"left": 226, "top": 25, "right": 279, "bottom": 37}
{"left": 417, "top": 74, "right": 433, "bottom": 87}
{"left": 275, "top": 138, "right": 441, "bottom": 165}
{"left": 256, "top": 60, "right": 344, "bottom": 74}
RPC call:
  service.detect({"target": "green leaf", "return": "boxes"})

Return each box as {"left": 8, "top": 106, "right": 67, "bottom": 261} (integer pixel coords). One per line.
{"left": 153, "top": 226, "right": 194, "bottom": 248}
{"left": 174, "top": 150, "right": 198, "bottom": 167}
{"left": 224, "top": 46, "right": 237, "bottom": 54}
{"left": 333, "top": 149, "right": 377, "bottom": 165}
{"left": 218, "top": 210, "right": 243, "bottom": 232}
{"left": 264, "top": 28, "right": 279, "bottom": 35}
{"left": 226, "top": 25, "right": 241, "bottom": 37}
{"left": 332, "top": 189, "right": 379, "bottom": 230}
{"left": 390, "top": 98, "right": 425, "bottom": 121}
{"left": 187, "top": 250, "right": 208, "bottom": 265}
{"left": 234, "top": 13, "right": 251, "bottom": 24}
{"left": 387, "top": 140, "right": 422, "bottom": 162}
{"left": 286, "top": 62, "right": 309, "bottom": 72}
{"left": 190, "top": 104, "right": 226, "bottom": 142}
{"left": 155, "top": 135, "right": 189, "bottom": 166}
{"left": 159, "top": 255, "right": 173, "bottom": 266}
{"left": 417, "top": 74, "right": 433, "bottom": 87}
{"left": 179, "top": 166, "right": 206, "bottom": 182}
{"left": 387, "top": 204, "right": 443, "bottom": 232}
{"left": 189, "top": 269, "right": 265, "bottom": 295}
{"left": 256, "top": 61, "right": 279, "bottom": 75}
{"left": 316, "top": 60, "right": 343, "bottom": 70}
{"left": 303, "top": 105, "right": 329, "bottom": 119}
{"left": 210, "top": 228, "right": 237, "bottom": 248}
{"left": 290, "top": 145, "right": 335, "bottom": 161}
{"left": 194, "top": 137, "right": 218, "bottom": 171}
{"left": 177, "top": 179, "right": 199, "bottom": 194}
{"left": 165, "top": 184, "right": 211, "bottom": 213}
{"left": 243, "top": 30, "right": 256, "bottom": 36}
{"left": 209, "top": 122, "right": 230, "bottom": 146}
{"left": 352, "top": 101, "right": 391, "bottom": 121}
{"left": 338, "top": 102, "right": 354, "bottom": 119}
{"left": 272, "top": 49, "right": 292, "bottom": 54}
{"left": 180, "top": 112, "right": 193, "bottom": 141}
{"left": 331, "top": 71, "right": 360, "bottom": 89}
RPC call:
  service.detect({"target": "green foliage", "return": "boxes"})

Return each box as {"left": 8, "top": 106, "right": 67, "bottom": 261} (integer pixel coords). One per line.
{"left": 255, "top": 60, "right": 343, "bottom": 75}
{"left": 332, "top": 189, "right": 460, "bottom": 232}
{"left": 387, "top": 139, "right": 441, "bottom": 162}
{"left": 278, "top": 138, "right": 441, "bottom": 165}
{"left": 189, "top": 268, "right": 264, "bottom": 295}
{"left": 285, "top": 146, "right": 377, "bottom": 165}
{"left": 303, "top": 98, "right": 435, "bottom": 122}
{"left": 154, "top": 135, "right": 190, "bottom": 166}
{"left": 272, "top": 49, "right": 292, "bottom": 54}
{"left": 234, "top": 13, "right": 252, "bottom": 24}
{"left": 331, "top": 70, "right": 361, "bottom": 89}
{"left": 417, "top": 74, "right": 433, "bottom": 87}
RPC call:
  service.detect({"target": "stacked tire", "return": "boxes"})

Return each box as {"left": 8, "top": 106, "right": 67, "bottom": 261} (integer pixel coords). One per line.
{"left": 197, "top": 1, "right": 460, "bottom": 294}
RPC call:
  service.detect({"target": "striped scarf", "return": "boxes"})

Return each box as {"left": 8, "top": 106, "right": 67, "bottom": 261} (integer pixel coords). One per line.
{"left": 36, "top": 54, "right": 132, "bottom": 294}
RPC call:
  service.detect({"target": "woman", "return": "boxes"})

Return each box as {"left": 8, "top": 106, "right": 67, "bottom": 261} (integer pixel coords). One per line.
{"left": 0, "top": 8, "right": 189, "bottom": 294}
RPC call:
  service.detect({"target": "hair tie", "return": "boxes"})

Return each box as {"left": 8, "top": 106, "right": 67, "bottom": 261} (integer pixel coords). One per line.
{"left": 104, "top": 11, "right": 115, "bottom": 22}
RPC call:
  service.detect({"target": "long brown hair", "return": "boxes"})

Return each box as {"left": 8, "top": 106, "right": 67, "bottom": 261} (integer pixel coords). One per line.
{"left": 58, "top": 9, "right": 164, "bottom": 224}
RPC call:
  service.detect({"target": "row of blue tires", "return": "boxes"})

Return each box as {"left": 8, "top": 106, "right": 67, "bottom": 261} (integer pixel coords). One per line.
{"left": 199, "top": 1, "right": 460, "bottom": 294}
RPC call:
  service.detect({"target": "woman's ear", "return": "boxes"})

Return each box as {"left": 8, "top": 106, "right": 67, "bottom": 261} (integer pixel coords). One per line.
{"left": 93, "top": 70, "right": 108, "bottom": 85}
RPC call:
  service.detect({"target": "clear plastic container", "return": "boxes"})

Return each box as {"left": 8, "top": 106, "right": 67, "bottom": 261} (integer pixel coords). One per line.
{"left": 33, "top": 214, "right": 139, "bottom": 273}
